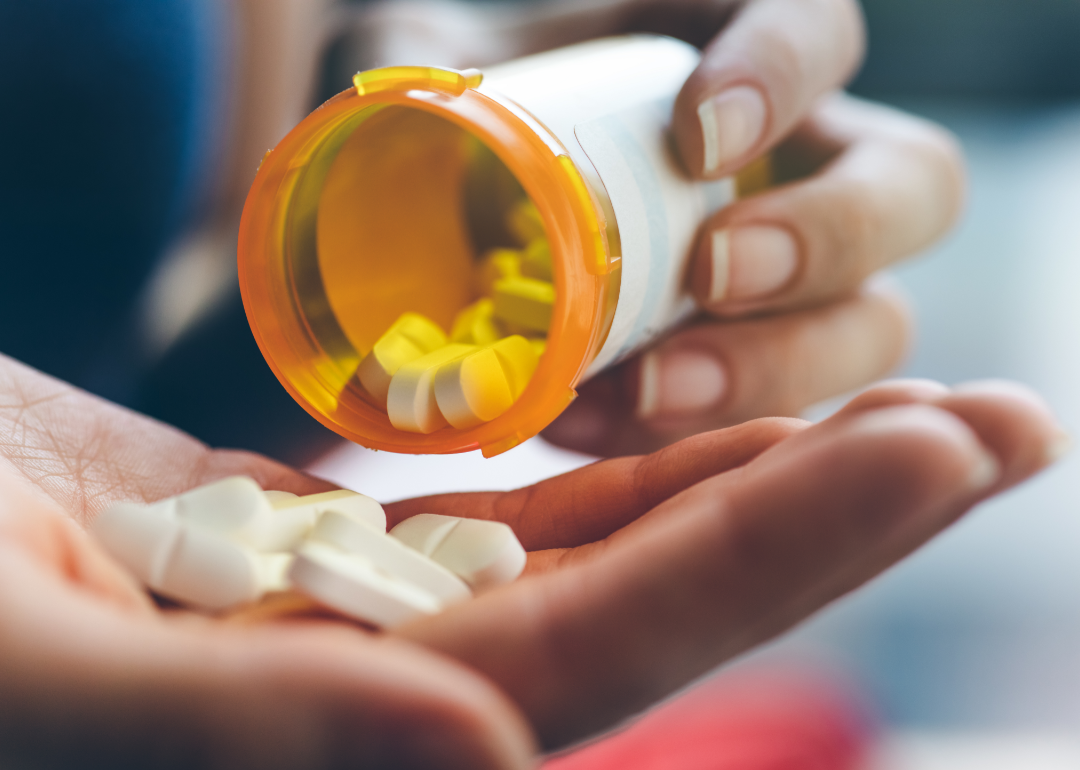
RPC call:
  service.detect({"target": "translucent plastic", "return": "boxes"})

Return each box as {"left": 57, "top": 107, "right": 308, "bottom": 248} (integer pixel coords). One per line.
{"left": 239, "top": 36, "right": 764, "bottom": 457}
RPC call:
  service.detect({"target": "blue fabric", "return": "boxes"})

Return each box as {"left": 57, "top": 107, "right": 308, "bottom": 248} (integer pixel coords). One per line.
{"left": 0, "top": 0, "right": 230, "bottom": 392}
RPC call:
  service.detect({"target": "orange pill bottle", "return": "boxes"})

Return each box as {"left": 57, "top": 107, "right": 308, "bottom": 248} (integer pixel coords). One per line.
{"left": 239, "top": 35, "right": 766, "bottom": 457}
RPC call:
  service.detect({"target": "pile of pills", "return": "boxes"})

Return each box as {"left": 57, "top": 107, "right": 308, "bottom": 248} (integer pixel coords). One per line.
{"left": 92, "top": 476, "right": 527, "bottom": 629}
{"left": 357, "top": 199, "right": 555, "bottom": 434}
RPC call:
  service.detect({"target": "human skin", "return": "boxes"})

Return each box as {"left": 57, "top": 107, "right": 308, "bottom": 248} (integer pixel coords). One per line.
{"left": 310, "top": 0, "right": 965, "bottom": 456}
{"left": 0, "top": 353, "right": 1064, "bottom": 769}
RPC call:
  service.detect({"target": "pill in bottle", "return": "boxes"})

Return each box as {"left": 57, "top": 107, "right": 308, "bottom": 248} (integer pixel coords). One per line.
{"left": 239, "top": 35, "right": 769, "bottom": 457}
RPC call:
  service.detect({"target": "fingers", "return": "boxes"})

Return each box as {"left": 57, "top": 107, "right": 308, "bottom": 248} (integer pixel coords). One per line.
{"left": 387, "top": 416, "right": 805, "bottom": 550}
{"left": 836, "top": 379, "right": 1068, "bottom": 491}
{"left": 933, "top": 381, "right": 1069, "bottom": 491}
{"left": 673, "top": 0, "right": 865, "bottom": 178}
{"left": 400, "top": 380, "right": 1066, "bottom": 749}
{"left": 543, "top": 281, "right": 909, "bottom": 456}
{"left": 690, "top": 95, "right": 966, "bottom": 315}
{"left": 0, "top": 542, "right": 535, "bottom": 770}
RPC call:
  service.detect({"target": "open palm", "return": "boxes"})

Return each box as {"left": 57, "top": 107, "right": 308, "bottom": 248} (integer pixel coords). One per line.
{"left": 0, "top": 354, "right": 1063, "bottom": 769}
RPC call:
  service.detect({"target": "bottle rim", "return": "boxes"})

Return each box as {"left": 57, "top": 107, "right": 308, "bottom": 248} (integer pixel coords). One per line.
{"left": 238, "top": 66, "right": 612, "bottom": 457}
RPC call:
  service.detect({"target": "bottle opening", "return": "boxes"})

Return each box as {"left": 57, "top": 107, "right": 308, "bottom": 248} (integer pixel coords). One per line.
{"left": 240, "top": 79, "right": 608, "bottom": 456}
{"left": 307, "top": 106, "right": 538, "bottom": 361}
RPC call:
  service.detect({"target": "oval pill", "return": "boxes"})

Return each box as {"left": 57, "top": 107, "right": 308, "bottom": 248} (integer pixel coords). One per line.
{"left": 358, "top": 332, "right": 426, "bottom": 407}
{"left": 157, "top": 526, "right": 265, "bottom": 611}
{"left": 391, "top": 312, "right": 449, "bottom": 353}
{"left": 310, "top": 511, "right": 470, "bottom": 604}
{"left": 173, "top": 476, "right": 316, "bottom": 552}
{"left": 391, "top": 514, "right": 527, "bottom": 590}
{"left": 174, "top": 476, "right": 274, "bottom": 542}
{"left": 388, "top": 513, "right": 460, "bottom": 556}
{"left": 489, "top": 335, "right": 539, "bottom": 399}
{"left": 358, "top": 312, "right": 449, "bottom": 407}
{"left": 92, "top": 501, "right": 181, "bottom": 588}
{"left": 434, "top": 347, "right": 515, "bottom": 429}
{"left": 289, "top": 542, "right": 442, "bottom": 629}
{"left": 432, "top": 517, "right": 527, "bottom": 589}
{"left": 433, "top": 336, "right": 538, "bottom": 429}
{"left": 387, "top": 344, "right": 476, "bottom": 433}
{"left": 492, "top": 276, "right": 555, "bottom": 333}
{"left": 450, "top": 298, "right": 503, "bottom": 346}
{"left": 270, "top": 488, "right": 387, "bottom": 536}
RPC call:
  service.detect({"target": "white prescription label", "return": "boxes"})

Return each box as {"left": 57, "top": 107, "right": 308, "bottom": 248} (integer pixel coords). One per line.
{"left": 577, "top": 97, "right": 735, "bottom": 377}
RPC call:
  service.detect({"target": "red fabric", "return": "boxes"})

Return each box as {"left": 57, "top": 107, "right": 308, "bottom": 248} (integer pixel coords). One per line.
{"left": 543, "top": 668, "right": 874, "bottom": 770}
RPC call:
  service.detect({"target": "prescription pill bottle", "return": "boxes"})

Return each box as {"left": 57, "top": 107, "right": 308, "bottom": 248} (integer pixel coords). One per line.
{"left": 239, "top": 35, "right": 767, "bottom": 457}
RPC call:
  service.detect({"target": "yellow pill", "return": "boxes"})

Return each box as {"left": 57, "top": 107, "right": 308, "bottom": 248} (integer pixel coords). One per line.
{"left": 434, "top": 349, "right": 513, "bottom": 429}
{"left": 388, "top": 344, "right": 476, "bottom": 434}
{"left": 450, "top": 299, "right": 503, "bottom": 346}
{"left": 474, "top": 248, "right": 521, "bottom": 296}
{"left": 520, "top": 238, "right": 552, "bottom": 282}
{"left": 490, "top": 335, "right": 538, "bottom": 399}
{"left": 387, "top": 312, "right": 448, "bottom": 354}
{"left": 507, "top": 199, "right": 545, "bottom": 246}
{"left": 434, "top": 336, "right": 538, "bottom": 429}
{"left": 358, "top": 334, "right": 425, "bottom": 408}
{"left": 358, "top": 313, "right": 448, "bottom": 407}
{"left": 492, "top": 276, "right": 555, "bottom": 333}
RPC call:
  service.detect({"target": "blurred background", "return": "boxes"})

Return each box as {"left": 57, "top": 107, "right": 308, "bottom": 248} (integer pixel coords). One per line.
{"left": 3, "top": 0, "right": 1080, "bottom": 766}
{"left": 804, "top": 0, "right": 1080, "bottom": 762}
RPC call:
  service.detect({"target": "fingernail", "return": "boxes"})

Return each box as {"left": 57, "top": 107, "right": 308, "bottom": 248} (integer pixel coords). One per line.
{"left": 697, "top": 86, "right": 767, "bottom": 174}
{"left": 966, "top": 449, "right": 1001, "bottom": 493}
{"left": 1046, "top": 429, "right": 1072, "bottom": 465}
{"left": 637, "top": 349, "right": 727, "bottom": 420}
{"left": 708, "top": 226, "right": 798, "bottom": 304}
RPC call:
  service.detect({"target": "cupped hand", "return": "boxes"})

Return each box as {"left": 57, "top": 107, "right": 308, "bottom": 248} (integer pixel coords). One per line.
{"left": 0, "top": 355, "right": 533, "bottom": 770}
{"left": 0, "top": 354, "right": 1065, "bottom": 767}
{"left": 393, "top": 378, "right": 1066, "bottom": 748}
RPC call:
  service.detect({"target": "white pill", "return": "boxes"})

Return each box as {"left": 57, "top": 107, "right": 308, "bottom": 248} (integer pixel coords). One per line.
{"left": 272, "top": 489, "right": 386, "bottom": 533}
{"left": 387, "top": 344, "right": 476, "bottom": 434}
{"left": 174, "top": 476, "right": 269, "bottom": 530}
{"left": 289, "top": 542, "right": 441, "bottom": 629}
{"left": 357, "top": 333, "right": 425, "bottom": 407}
{"left": 176, "top": 478, "right": 370, "bottom": 552}
{"left": 390, "top": 514, "right": 527, "bottom": 590}
{"left": 258, "top": 552, "right": 296, "bottom": 592}
{"left": 387, "top": 513, "right": 460, "bottom": 557}
{"left": 172, "top": 476, "right": 291, "bottom": 551}
{"left": 358, "top": 313, "right": 449, "bottom": 407}
{"left": 94, "top": 499, "right": 270, "bottom": 611}
{"left": 157, "top": 526, "right": 264, "bottom": 611}
{"left": 263, "top": 490, "right": 299, "bottom": 505}
{"left": 433, "top": 347, "right": 514, "bottom": 429}
{"left": 309, "top": 511, "right": 469, "bottom": 604}
{"left": 92, "top": 501, "right": 182, "bottom": 588}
